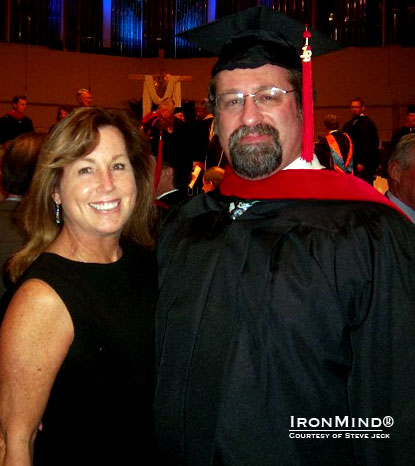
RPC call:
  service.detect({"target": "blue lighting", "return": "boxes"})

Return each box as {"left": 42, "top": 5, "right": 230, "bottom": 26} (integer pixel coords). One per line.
{"left": 103, "top": 0, "right": 111, "bottom": 47}
{"left": 175, "top": 0, "right": 208, "bottom": 55}
{"left": 112, "top": 0, "right": 142, "bottom": 54}
{"left": 207, "top": 0, "right": 216, "bottom": 23}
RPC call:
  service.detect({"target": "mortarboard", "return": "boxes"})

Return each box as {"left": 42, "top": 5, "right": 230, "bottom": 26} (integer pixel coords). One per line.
{"left": 178, "top": 6, "right": 341, "bottom": 77}
{"left": 178, "top": 6, "right": 341, "bottom": 163}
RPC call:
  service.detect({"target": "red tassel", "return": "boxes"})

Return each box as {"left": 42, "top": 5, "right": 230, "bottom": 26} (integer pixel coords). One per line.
{"left": 153, "top": 132, "right": 163, "bottom": 190}
{"left": 300, "top": 26, "right": 314, "bottom": 163}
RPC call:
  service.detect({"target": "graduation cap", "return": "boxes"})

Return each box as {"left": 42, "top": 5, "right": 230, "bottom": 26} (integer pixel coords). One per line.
{"left": 178, "top": 6, "right": 341, "bottom": 163}
{"left": 179, "top": 6, "right": 340, "bottom": 76}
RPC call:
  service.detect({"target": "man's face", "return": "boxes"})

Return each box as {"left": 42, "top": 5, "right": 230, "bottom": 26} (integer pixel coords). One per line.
{"left": 196, "top": 103, "right": 208, "bottom": 120}
{"left": 159, "top": 104, "right": 174, "bottom": 120}
{"left": 79, "top": 91, "right": 92, "bottom": 107}
{"left": 215, "top": 64, "right": 302, "bottom": 179}
{"left": 14, "top": 99, "right": 27, "bottom": 113}
{"left": 406, "top": 113, "right": 415, "bottom": 128}
{"left": 396, "top": 158, "right": 415, "bottom": 209}
{"left": 350, "top": 100, "right": 364, "bottom": 117}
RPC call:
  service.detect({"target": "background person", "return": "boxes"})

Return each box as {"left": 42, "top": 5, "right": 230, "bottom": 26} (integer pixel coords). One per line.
{"left": 49, "top": 105, "right": 72, "bottom": 132}
{"left": 202, "top": 166, "right": 225, "bottom": 192}
{"left": 314, "top": 114, "right": 353, "bottom": 173}
{"left": 56, "top": 105, "right": 72, "bottom": 122}
{"left": 390, "top": 105, "right": 415, "bottom": 153}
{"left": 342, "top": 97, "right": 379, "bottom": 184}
{"left": 0, "top": 132, "right": 45, "bottom": 298}
{"left": 0, "top": 95, "right": 34, "bottom": 144}
{"left": 76, "top": 88, "right": 93, "bottom": 107}
{"left": 0, "top": 107, "right": 157, "bottom": 466}
{"left": 386, "top": 133, "right": 415, "bottom": 223}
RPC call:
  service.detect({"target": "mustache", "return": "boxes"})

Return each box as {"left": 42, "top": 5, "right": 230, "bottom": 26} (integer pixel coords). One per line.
{"left": 230, "top": 123, "right": 280, "bottom": 142}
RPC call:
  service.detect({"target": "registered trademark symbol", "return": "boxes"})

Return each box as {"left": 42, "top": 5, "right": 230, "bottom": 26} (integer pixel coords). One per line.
{"left": 383, "top": 416, "right": 394, "bottom": 427}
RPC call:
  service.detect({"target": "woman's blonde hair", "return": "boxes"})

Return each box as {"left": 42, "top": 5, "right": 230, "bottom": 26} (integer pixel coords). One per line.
{"left": 8, "top": 107, "right": 156, "bottom": 283}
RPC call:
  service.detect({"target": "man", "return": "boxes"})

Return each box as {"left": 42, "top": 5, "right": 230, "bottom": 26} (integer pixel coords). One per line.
{"left": 315, "top": 114, "right": 353, "bottom": 173}
{"left": 148, "top": 119, "right": 192, "bottom": 224}
{"left": 76, "top": 88, "right": 93, "bottom": 107}
{"left": 390, "top": 105, "right": 415, "bottom": 151}
{"left": 342, "top": 97, "right": 379, "bottom": 183}
{"left": 143, "top": 98, "right": 187, "bottom": 198}
{"left": 152, "top": 143, "right": 192, "bottom": 213}
{"left": 0, "top": 95, "right": 34, "bottom": 144}
{"left": 202, "top": 166, "right": 225, "bottom": 192}
{"left": 142, "top": 98, "right": 184, "bottom": 139}
{"left": 386, "top": 133, "right": 415, "bottom": 223}
{"left": 176, "top": 98, "right": 224, "bottom": 178}
{"left": 154, "top": 7, "right": 415, "bottom": 466}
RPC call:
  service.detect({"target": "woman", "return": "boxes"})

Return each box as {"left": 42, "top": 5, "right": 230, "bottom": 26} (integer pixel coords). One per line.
{"left": 48, "top": 105, "right": 72, "bottom": 133}
{"left": 0, "top": 107, "right": 157, "bottom": 465}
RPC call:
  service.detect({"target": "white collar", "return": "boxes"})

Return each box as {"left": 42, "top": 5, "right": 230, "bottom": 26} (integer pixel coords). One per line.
{"left": 386, "top": 191, "right": 415, "bottom": 223}
{"left": 284, "top": 154, "right": 324, "bottom": 170}
{"left": 5, "top": 195, "right": 22, "bottom": 201}
{"left": 156, "top": 188, "right": 179, "bottom": 200}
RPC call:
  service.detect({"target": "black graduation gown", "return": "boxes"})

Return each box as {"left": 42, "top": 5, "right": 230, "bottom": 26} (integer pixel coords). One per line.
{"left": 154, "top": 187, "right": 415, "bottom": 466}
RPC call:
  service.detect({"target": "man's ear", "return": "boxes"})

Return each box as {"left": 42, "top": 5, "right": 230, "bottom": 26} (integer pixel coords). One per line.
{"left": 388, "top": 161, "right": 401, "bottom": 183}
{"left": 161, "top": 166, "right": 174, "bottom": 179}
{"left": 213, "top": 119, "right": 219, "bottom": 136}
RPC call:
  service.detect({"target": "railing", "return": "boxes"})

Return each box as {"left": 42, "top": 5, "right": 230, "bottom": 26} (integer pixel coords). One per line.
{"left": 1, "top": 0, "right": 414, "bottom": 57}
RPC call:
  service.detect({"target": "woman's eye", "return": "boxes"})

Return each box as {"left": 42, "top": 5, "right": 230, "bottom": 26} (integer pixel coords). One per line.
{"left": 113, "top": 163, "right": 126, "bottom": 170}
{"left": 78, "top": 167, "right": 91, "bottom": 175}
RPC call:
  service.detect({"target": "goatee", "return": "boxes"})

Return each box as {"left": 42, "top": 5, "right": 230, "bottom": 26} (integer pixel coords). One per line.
{"left": 229, "top": 124, "right": 282, "bottom": 179}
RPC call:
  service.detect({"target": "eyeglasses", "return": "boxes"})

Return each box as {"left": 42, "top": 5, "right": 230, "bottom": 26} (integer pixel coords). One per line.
{"left": 215, "top": 86, "right": 296, "bottom": 113}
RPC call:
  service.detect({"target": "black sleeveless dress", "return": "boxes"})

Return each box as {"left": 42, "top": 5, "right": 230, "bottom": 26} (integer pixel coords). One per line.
{"left": 10, "top": 243, "right": 157, "bottom": 465}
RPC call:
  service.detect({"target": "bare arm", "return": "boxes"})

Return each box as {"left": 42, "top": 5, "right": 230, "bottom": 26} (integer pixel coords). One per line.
{"left": 0, "top": 279, "right": 74, "bottom": 466}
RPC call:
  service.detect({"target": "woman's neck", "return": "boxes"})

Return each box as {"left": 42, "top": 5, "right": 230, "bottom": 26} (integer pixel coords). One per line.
{"left": 48, "top": 228, "right": 122, "bottom": 264}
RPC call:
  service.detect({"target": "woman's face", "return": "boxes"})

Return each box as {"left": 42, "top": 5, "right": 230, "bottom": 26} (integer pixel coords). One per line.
{"left": 58, "top": 109, "right": 69, "bottom": 121}
{"left": 53, "top": 125, "right": 137, "bottom": 241}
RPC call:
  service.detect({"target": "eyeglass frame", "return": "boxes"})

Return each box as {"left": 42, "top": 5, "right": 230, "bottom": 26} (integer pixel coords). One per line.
{"left": 213, "top": 86, "right": 296, "bottom": 113}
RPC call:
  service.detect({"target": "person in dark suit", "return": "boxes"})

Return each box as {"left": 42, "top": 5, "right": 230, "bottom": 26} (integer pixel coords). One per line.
{"left": 390, "top": 105, "right": 415, "bottom": 151}
{"left": 151, "top": 128, "right": 193, "bottom": 219}
{"left": 0, "top": 95, "right": 35, "bottom": 144}
{"left": 315, "top": 114, "right": 353, "bottom": 173}
{"left": 342, "top": 97, "right": 379, "bottom": 184}
{"left": 0, "top": 132, "right": 45, "bottom": 297}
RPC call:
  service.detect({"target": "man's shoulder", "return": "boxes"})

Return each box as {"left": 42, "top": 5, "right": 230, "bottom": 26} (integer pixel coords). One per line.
{"left": 359, "top": 114, "right": 378, "bottom": 129}
{"left": 159, "top": 189, "right": 190, "bottom": 207}
{"left": 165, "top": 191, "right": 405, "bottom": 225}
{"left": 262, "top": 197, "right": 394, "bottom": 221}
{"left": 0, "top": 113, "right": 31, "bottom": 124}
{"left": 247, "top": 200, "right": 415, "bottom": 258}
{"left": 392, "top": 126, "right": 409, "bottom": 138}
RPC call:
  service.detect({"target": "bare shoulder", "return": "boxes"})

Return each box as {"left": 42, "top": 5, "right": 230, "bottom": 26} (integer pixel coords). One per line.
{"left": 0, "top": 280, "right": 74, "bottom": 456}
{"left": 0, "top": 278, "right": 74, "bottom": 375}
